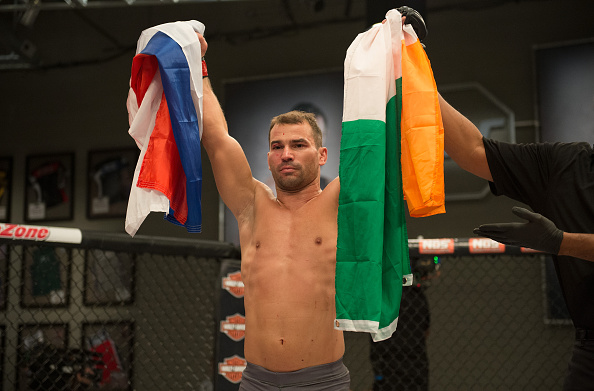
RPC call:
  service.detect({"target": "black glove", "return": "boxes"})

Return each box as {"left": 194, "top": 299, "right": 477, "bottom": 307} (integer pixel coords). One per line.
{"left": 473, "top": 206, "right": 564, "bottom": 254}
{"left": 397, "top": 6, "right": 428, "bottom": 42}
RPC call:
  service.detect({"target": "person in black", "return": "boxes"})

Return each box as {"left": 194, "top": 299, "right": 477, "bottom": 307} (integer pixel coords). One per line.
{"left": 439, "top": 94, "right": 594, "bottom": 390}
{"left": 370, "top": 285, "right": 429, "bottom": 391}
{"left": 369, "top": 256, "right": 439, "bottom": 391}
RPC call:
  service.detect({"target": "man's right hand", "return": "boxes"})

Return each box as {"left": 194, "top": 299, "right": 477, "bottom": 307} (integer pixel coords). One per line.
{"left": 197, "top": 33, "right": 207, "bottom": 58}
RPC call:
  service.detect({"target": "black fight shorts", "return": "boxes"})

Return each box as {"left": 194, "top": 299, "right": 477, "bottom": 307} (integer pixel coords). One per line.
{"left": 239, "top": 358, "right": 350, "bottom": 391}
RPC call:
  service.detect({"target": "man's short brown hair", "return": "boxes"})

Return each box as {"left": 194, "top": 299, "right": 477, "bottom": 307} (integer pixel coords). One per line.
{"left": 269, "top": 110, "right": 323, "bottom": 149}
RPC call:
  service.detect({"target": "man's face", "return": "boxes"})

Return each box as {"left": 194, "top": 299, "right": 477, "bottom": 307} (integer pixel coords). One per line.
{"left": 267, "top": 122, "right": 327, "bottom": 192}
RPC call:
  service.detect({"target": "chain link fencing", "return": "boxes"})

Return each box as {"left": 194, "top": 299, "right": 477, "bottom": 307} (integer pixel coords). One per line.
{"left": 0, "top": 230, "right": 573, "bottom": 390}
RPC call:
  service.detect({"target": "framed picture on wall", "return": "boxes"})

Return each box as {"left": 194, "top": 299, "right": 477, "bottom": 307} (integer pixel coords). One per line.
{"left": 534, "top": 38, "right": 594, "bottom": 144}
{"left": 0, "top": 156, "right": 12, "bottom": 223}
{"left": 20, "top": 245, "right": 71, "bottom": 308}
{"left": 0, "top": 244, "right": 9, "bottom": 311}
{"left": 16, "top": 323, "right": 69, "bottom": 391}
{"left": 82, "top": 321, "right": 135, "bottom": 390}
{"left": 87, "top": 148, "right": 137, "bottom": 219}
{"left": 24, "top": 152, "right": 74, "bottom": 222}
{"left": 84, "top": 250, "right": 136, "bottom": 306}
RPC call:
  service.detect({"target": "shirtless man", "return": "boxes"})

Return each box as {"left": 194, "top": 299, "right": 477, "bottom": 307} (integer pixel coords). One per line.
{"left": 197, "top": 35, "right": 349, "bottom": 390}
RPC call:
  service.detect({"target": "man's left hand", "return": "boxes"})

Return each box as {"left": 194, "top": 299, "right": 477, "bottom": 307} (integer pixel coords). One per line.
{"left": 397, "top": 6, "right": 427, "bottom": 41}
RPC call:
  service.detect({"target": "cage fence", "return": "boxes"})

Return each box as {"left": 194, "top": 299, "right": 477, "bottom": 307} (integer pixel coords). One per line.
{"left": 0, "top": 229, "right": 574, "bottom": 391}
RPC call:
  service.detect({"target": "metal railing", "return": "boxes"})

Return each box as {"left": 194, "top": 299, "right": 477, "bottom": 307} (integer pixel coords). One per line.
{"left": 0, "top": 225, "right": 573, "bottom": 390}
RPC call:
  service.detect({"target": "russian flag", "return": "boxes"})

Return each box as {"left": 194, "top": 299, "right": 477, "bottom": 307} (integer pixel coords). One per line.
{"left": 125, "top": 21, "right": 205, "bottom": 236}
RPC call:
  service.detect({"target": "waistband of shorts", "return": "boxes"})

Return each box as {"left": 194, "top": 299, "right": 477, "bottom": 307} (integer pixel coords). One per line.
{"left": 575, "top": 328, "right": 594, "bottom": 341}
{"left": 243, "top": 358, "right": 347, "bottom": 386}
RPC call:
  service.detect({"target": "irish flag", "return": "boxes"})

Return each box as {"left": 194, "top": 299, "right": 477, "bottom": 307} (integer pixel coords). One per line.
{"left": 335, "top": 9, "right": 444, "bottom": 341}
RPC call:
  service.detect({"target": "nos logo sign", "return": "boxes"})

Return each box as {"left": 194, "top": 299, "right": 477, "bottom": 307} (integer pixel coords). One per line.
{"left": 218, "top": 355, "right": 247, "bottom": 384}
{"left": 220, "top": 313, "right": 246, "bottom": 342}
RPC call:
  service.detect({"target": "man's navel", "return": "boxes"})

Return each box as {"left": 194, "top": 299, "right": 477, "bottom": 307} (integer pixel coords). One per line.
{"left": 315, "top": 237, "right": 322, "bottom": 245}
{"left": 255, "top": 241, "right": 261, "bottom": 249}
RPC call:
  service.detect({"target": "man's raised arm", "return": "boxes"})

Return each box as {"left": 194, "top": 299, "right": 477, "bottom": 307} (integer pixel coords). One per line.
{"left": 439, "top": 93, "right": 493, "bottom": 182}
{"left": 198, "top": 35, "right": 257, "bottom": 218}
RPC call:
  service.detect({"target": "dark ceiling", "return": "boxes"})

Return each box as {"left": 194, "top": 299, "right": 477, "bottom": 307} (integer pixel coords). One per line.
{"left": 0, "top": 0, "right": 543, "bottom": 70}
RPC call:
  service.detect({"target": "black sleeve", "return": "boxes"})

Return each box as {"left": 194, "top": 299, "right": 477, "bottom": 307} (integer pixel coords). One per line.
{"left": 483, "top": 138, "right": 554, "bottom": 212}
